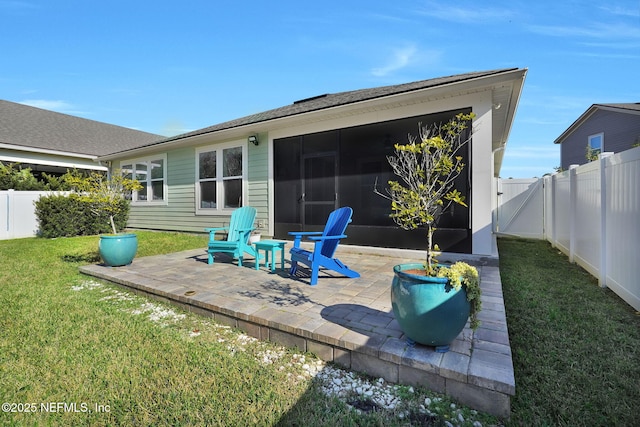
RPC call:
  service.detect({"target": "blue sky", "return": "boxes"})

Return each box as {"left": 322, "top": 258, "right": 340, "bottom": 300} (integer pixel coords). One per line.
{"left": 2, "top": 1, "right": 639, "bottom": 178}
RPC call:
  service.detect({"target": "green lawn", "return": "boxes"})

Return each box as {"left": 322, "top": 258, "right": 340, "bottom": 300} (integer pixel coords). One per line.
{"left": 0, "top": 232, "right": 496, "bottom": 426}
{"left": 1, "top": 232, "right": 638, "bottom": 426}
{"left": 498, "top": 237, "right": 640, "bottom": 426}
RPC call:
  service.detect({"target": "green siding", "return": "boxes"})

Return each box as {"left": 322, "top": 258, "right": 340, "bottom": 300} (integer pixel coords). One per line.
{"left": 247, "top": 132, "right": 269, "bottom": 233}
{"left": 122, "top": 137, "right": 270, "bottom": 235}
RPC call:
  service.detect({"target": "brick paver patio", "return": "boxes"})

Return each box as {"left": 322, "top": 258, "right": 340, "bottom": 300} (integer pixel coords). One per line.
{"left": 80, "top": 244, "right": 514, "bottom": 418}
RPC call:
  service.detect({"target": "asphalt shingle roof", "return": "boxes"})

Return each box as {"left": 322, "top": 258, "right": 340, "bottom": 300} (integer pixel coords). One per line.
{"left": 3, "top": 69, "right": 520, "bottom": 158}
{"left": 0, "top": 100, "right": 163, "bottom": 157}
{"left": 149, "top": 68, "right": 517, "bottom": 146}
{"left": 596, "top": 103, "right": 640, "bottom": 112}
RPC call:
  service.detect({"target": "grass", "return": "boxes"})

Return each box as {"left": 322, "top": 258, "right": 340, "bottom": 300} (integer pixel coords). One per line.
{"left": 498, "top": 237, "right": 640, "bottom": 426}
{"left": 2, "top": 232, "right": 638, "bottom": 425}
{"left": 0, "top": 231, "right": 497, "bottom": 426}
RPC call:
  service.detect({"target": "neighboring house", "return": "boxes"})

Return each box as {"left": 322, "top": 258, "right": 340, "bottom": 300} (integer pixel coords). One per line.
{"left": 0, "top": 99, "right": 163, "bottom": 177}
{"left": 555, "top": 103, "right": 640, "bottom": 170}
{"left": 99, "top": 68, "right": 527, "bottom": 256}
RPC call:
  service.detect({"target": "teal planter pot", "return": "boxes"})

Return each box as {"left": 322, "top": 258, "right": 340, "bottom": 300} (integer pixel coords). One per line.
{"left": 391, "top": 263, "right": 470, "bottom": 352}
{"left": 99, "top": 233, "right": 138, "bottom": 267}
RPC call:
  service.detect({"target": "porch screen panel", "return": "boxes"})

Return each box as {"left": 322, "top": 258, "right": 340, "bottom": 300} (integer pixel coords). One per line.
{"left": 273, "top": 108, "right": 472, "bottom": 253}
{"left": 274, "top": 136, "right": 302, "bottom": 235}
{"left": 303, "top": 154, "right": 336, "bottom": 226}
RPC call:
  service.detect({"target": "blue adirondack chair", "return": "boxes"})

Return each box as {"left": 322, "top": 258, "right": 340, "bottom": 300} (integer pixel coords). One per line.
{"left": 205, "top": 206, "right": 259, "bottom": 266}
{"left": 288, "top": 206, "right": 360, "bottom": 286}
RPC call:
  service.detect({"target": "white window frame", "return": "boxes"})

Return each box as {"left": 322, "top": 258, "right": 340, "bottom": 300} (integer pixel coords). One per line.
{"left": 195, "top": 140, "right": 247, "bottom": 215}
{"left": 588, "top": 132, "right": 604, "bottom": 154}
{"left": 121, "top": 154, "right": 168, "bottom": 206}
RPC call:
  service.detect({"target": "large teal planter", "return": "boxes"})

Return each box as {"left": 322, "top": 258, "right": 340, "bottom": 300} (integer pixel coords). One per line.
{"left": 391, "top": 263, "right": 470, "bottom": 352}
{"left": 99, "top": 233, "right": 138, "bottom": 267}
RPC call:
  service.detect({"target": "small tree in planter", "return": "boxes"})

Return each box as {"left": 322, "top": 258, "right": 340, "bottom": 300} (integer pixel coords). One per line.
{"left": 64, "top": 170, "right": 142, "bottom": 235}
{"left": 65, "top": 170, "right": 142, "bottom": 266}
{"left": 376, "top": 112, "right": 481, "bottom": 349}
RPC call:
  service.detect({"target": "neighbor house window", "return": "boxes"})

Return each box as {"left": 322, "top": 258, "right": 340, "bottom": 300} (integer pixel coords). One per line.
{"left": 196, "top": 142, "right": 246, "bottom": 214}
{"left": 588, "top": 133, "right": 603, "bottom": 156}
{"left": 121, "top": 155, "right": 167, "bottom": 204}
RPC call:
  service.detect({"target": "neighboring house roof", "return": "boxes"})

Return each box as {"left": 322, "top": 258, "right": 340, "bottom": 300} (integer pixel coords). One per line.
{"left": 103, "top": 68, "right": 524, "bottom": 158}
{"left": 554, "top": 102, "right": 640, "bottom": 144}
{"left": 0, "top": 99, "right": 163, "bottom": 158}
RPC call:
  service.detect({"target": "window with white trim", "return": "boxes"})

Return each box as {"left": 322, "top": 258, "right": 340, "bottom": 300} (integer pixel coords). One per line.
{"left": 196, "top": 142, "right": 246, "bottom": 214}
{"left": 121, "top": 155, "right": 167, "bottom": 204}
{"left": 588, "top": 133, "right": 603, "bottom": 155}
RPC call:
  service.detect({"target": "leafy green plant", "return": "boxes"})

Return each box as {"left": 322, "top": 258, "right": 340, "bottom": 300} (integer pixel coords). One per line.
{"left": 436, "top": 261, "right": 481, "bottom": 329}
{"left": 0, "top": 162, "right": 44, "bottom": 190}
{"left": 585, "top": 144, "right": 600, "bottom": 162}
{"left": 0, "top": 162, "right": 79, "bottom": 190}
{"left": 376, "top": 112, "right": 481, "bottom": 327}
{"left": 64, "top": 170, "right": 142, "bottom": 234}
{"left": 380, "top": 113, "right": 474, "bottom": 271}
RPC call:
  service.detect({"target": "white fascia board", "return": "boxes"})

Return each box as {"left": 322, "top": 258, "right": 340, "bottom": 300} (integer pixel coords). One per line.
{"left": 0, "top": 143, "right": 97, "bottom": 160}
{"left": 0, "top": 149, "right": 106, "bottom": 171}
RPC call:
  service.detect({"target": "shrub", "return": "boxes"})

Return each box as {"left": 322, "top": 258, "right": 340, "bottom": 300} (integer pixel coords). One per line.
{"left": 0, "top": 162, "right": 79, "bottom": 190}
{"left": 35, "top": 191, "right": 130, "bottom": 238}
{"left": 63, "top": 170, "right": 141, "bottom": 234}
{"left": 0, "top": 163, "right": 45, "bottom": 190}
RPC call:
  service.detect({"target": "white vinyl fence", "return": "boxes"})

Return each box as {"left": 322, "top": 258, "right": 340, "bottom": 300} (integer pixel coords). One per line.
{"left": 496, "top": 147, "right": 640, "bottom": 311}
{"left": 494, "top": 178, "right": 544, "bottom": 239}
{"left": 0, "top": 190, "right": 63, "bottom": 240}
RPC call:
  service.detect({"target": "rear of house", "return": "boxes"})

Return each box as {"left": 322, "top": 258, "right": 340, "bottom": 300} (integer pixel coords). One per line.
{"left": 100, "top": 68, "right": 527, "bottom": 256}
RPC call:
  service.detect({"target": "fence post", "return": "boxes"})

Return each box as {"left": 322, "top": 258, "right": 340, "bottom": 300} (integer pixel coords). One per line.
{"left": 599, "top": 153, "right": 613, "bottom": 288}
{"left": 8, "top": 189, "right": 14, "bottom": 238}
{"left": 550, "top": 174, "right": 557, "bottom": 247}
{"left": 543, "top": 175, "right": 551, "bottom": 241}
{"left": 568, "top": 165, "right": 579, "bottom": 263}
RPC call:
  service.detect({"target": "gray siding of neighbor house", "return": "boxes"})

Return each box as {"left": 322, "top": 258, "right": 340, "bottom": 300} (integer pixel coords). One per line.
{"left": 561, "top": 109, "right": 640, "bottom": 169}
{"left": 123, "top": 140, "right": 269, "bottom": 235}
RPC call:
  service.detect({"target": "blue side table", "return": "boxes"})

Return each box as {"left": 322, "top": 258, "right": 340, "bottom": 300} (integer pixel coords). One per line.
{"left": 254, "top": 240, "right": 287, "bottom": 272}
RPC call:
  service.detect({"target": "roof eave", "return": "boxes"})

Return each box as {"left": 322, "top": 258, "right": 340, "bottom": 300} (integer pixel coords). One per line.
{"left": 0, "top": 142, "right": 98, "bottom": 160}
{"left": 553, "top": 105, "right": 600, "bottom": 144}
{"left": 492, "top": 69, "right": 528, "bottom": 175}
{"left": 99, "top": 68, "right": 528, "bottom": 161}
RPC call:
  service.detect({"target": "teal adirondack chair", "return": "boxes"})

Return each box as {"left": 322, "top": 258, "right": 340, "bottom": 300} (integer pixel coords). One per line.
{"left": 205, "top": 206, "right": 259, "bottom": 266}
{"left": 288, "top": 206, "right": 360, "bottom": 286}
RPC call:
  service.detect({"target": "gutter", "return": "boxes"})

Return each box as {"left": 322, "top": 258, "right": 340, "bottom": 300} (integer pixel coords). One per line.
{"left": 0, "top": 143, "right": 99, "bottom": 160}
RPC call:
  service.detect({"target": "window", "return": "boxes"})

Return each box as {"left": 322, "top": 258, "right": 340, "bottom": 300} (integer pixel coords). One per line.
{"left": 588, "top": 133, "right": 603, "bottom": 155}
{"left": 196, "top": 142, "right": 246, "bottom": 214}
{"left": 121, "top": 155, "right": 167, "bottom": 204}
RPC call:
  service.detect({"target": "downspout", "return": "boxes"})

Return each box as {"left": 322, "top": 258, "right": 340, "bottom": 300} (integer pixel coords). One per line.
{"left": 99, "top": 160, "right": 112, "bottom": 178}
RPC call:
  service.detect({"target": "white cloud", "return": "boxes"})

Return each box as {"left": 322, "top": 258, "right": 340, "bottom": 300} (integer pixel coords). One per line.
{"left": 19, "top": 99, "right": 87, "bottom": 115}
{"left": 416, "top": 2, "right": 514, "bottom": 23}
{"left": 599, "top": 5, "right": 640, "bottom": 18}
{"left": 20, "top": 99, "right": 71, "bottom": 110}
{"left": 499, "top": 163, "right": 557, "bottom": 178}
{"left": 527, "top": 22, "right": 640, "bottom": 40}
{"left": 371, "top": 45, "right": 418, "bottom": 77}
{"left": 162, "top": 119, "right": 191, "bottom": 137}
{"left": 504, "top": 145, "right": 559, "bottom": 159}
{"left": 0, "top": 1, "right": 37, "bottom": 10}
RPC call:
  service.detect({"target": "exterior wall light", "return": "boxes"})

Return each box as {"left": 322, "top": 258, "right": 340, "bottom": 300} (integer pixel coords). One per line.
{"left": 248, "top": 135, "right": 259, "bottom": 146}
